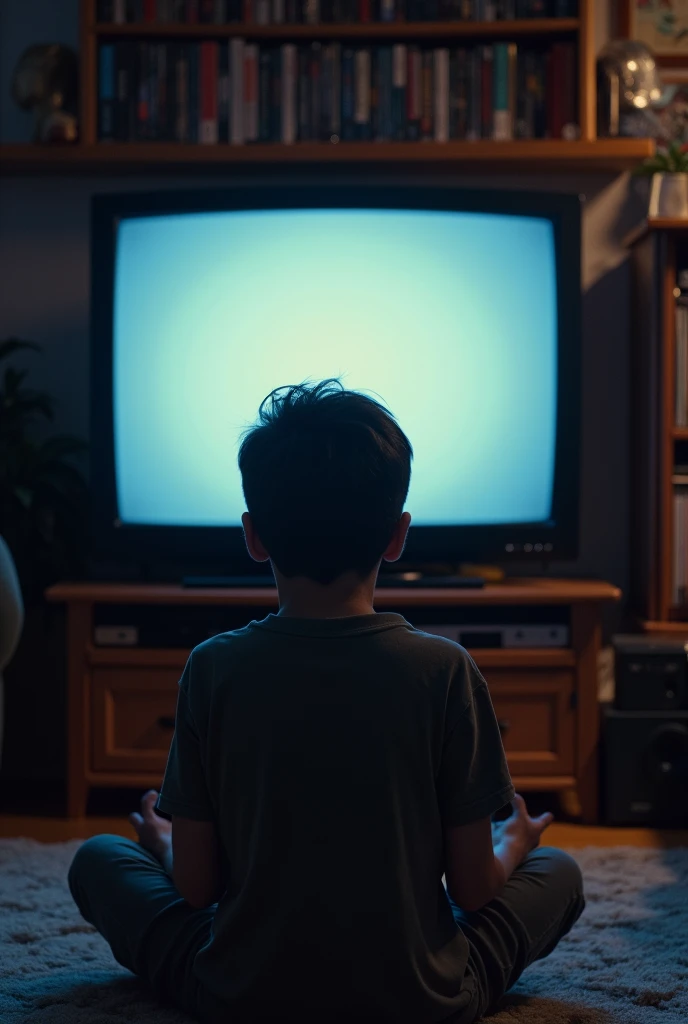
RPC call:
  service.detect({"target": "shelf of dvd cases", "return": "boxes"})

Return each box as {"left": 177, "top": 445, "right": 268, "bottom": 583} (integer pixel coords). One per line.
{"left": 95, "top": 34, "right": 577, "bottom": 145}
{"left": 0, "top": 0, "right": 655, "bottom": 173}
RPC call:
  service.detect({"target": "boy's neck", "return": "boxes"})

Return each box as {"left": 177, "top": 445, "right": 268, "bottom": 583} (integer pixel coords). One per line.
{"left": 274, "top": 566, "right": 379, "bottom": 619}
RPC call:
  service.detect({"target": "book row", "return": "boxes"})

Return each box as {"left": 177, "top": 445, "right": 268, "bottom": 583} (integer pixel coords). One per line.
{"left": 98, "top": 39, "right": 578, "bottom": 143}
{"left": 673, "top": 486, "right": 688, "bottom": 606}
{"left": 97, "top": 1, "right": 579, "bottom": 25}
{"left": 676, "top": 300, "right": 688, "bottom": 428}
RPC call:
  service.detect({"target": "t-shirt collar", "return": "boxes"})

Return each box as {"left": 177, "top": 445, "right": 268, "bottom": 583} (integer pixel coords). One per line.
{"left": 251, "top": 612, "right": 411, "bottom": 638}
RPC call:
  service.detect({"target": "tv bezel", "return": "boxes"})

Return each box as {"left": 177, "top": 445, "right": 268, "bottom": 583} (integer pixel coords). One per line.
{"left": 91, "top": 185, "right": 581, "bottom": 572}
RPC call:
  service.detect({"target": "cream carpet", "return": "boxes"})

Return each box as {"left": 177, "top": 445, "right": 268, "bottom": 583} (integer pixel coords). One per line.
{"left": 0, "top": 839, "right": 686, "bottom": 1023}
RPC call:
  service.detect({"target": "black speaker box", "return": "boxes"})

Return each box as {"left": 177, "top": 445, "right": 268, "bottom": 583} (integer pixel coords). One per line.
{"left": 604, "top": 708, "right": 688, "bottom": 825}
{"left": 613, "top": 635, "right": 687, "bottom": 711}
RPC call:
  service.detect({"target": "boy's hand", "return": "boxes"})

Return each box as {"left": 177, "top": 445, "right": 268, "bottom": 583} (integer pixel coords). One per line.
{"left": 493, "top": 794, "right": 554, "bottom": 859}
{"left": 129, "top": 789, "right": 172, "bottom": 862}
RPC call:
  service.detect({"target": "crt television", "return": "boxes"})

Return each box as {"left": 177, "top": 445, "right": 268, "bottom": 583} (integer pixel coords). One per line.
{"left": 90, "top": 185, "right": 581, "bottom": 576}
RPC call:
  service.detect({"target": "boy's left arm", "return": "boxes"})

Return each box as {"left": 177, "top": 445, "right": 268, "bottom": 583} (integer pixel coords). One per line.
{"left": 171, "top": 815, "right": 224, "bottom": 908}
{"left": 130, "top": 653, "right": 224, "bottom": 908}
{"left": 129, "top": 790, "right": 224, "bottom": 908}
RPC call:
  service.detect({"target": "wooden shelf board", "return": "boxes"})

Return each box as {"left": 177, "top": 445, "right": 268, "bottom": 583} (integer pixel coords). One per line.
{"left": 0, "top": 139, "right": 655, "bottom": 174}
{"left": 87, "top": 646, "right": 189, "bottom": 667}
{"left": 86, "top": 643, "right": 576, "bottom": 668}
{"left": 626, "top": 216, "right": 688, "bottom": 247}
{"left": 673, "top": 427, "right": 688, "bottom": 440}
{"left": 47, "top": 578, "right": 621, "bottom": 605}
{"left": 77, "top": 768, "right": 578, "bottom": 791}
{"left": 93, "top": 18, "right": 580, "bottom": 39}
{"left": 641, "top": 619, "right": 688, "bottom": 633}
{"left": 469, "top": 648, "right": 577, "bottom": 667}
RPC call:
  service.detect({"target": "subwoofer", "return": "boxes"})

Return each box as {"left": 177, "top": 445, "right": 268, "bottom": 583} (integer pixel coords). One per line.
{"left": 604, "top": 708, "right": 688, "bottom": 825}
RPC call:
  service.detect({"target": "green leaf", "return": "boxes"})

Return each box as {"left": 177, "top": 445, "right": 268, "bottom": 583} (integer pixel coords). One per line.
{"left": 36, "top": 434, "right": 88, "bottom": 463}
{"left": 0, "top": 338, "right": 41, "bottom": 363}
{"left": 633, "top": 153, "right": 672, "bottom": 175}
{"left": 12, "top": 486, "right": 33, "bottom": 509}
{"left": 0, "top": 336, "right": 87, "bottom": 597}
{"left": 1, "top": 387, "right": 55, "bottom": 423}
{"left": 3, "top": 366, "right": 29, "bottom": 394}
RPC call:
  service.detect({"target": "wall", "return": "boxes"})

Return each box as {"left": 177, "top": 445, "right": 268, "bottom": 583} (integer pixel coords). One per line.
{"left": 0, "top": 0, "right": 645, "bottom": 785}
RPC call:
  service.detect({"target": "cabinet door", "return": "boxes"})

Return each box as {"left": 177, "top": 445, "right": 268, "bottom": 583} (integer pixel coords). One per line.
{"left": 92, "top": 668, "right": 179, "bottom": 773}
{"left": 478, "top": 669, "right": 575, "bottom": 776}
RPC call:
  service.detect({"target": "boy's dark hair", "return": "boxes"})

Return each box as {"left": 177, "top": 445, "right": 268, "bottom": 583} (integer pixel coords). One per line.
{"left": 238, "top": 379, "right": 413, "bottom": 585}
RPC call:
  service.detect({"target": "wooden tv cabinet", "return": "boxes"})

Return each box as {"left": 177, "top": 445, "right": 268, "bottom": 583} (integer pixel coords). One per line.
{"left": 47, "top": 578, "right": 619, "bottom": 822}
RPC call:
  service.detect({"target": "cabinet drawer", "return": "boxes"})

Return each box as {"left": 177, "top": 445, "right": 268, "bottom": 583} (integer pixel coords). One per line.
{"left": 480, "top": 669, "right": 575, "bottom": 776}
{"left": 92, "top": 668, "right": 178, "bottom": 773}
{"left": 90, "top": 664, "right": 575, "bottom": 778}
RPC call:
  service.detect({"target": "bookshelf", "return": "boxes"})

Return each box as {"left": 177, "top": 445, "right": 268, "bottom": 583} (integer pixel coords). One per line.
{"left": 0, "top": 138, "right": 654, "bottom": 173}
{"left": 94, "top": 19, "right": 581, "bottom": 38}
{"left": 628, "top": 218, "right": 688, "bottom": 628}
{"left": 0, "top": 0, "right": 656, "bottom": 173}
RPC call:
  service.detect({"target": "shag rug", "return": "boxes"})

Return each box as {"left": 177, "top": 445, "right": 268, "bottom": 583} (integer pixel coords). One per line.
{"left": 0, "top": 840, "right": 686, "bottom": 1023}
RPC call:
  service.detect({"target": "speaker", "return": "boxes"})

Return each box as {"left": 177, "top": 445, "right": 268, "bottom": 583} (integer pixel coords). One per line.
{"left": 613, "top": 635, "right": 688, "bottom": 711}
{"left": 604, "top": 708, "right": 688, "bottom": 825}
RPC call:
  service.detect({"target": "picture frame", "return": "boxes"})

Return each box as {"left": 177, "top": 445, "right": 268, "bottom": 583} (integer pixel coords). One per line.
{"left": 618, "top": 1, "right": 688, "bottom": 66}
{"left": 652, "top": 68, "right": 688, "bottom": 142}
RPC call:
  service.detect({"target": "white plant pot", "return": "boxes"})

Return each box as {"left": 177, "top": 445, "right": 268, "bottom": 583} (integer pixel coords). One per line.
{"left": 648, "top": 172, "right": 688, "bottom": 219}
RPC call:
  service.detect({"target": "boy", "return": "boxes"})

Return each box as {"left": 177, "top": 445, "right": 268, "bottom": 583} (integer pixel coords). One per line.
{"left": 68, "top": 379, "right": 584, "bottom": 1023}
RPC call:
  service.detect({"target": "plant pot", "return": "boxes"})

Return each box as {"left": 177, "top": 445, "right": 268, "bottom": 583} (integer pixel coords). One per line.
{"left": 648, "top": 172, "right": 688, "bottom": 219}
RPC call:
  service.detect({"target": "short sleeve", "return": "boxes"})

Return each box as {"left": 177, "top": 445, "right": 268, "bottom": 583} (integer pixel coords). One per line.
{"left": 157, "top": 657, "right": 215, "bottom": 821}
{"left": 437, "top": 656, "right": 514, "bottom": 827}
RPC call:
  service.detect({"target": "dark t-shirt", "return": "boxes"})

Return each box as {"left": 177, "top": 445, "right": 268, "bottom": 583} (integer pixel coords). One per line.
{"left": 158, "top": 612, "right": 514, "bottom": 1024}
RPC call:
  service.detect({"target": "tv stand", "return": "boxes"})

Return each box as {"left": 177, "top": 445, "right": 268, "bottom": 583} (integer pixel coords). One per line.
{"left": 182, "top": 573, "right": 485, "bottom": 589}
{"left": 183, "top": 575, "right": 275, "bottom": 588}
{"left": 47, "top": 577, "right": 620, "bottom": 822}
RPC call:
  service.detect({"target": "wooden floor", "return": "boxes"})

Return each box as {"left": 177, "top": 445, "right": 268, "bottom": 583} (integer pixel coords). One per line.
{"left": 0, "top": 815, "right": 686, "bottom": 848}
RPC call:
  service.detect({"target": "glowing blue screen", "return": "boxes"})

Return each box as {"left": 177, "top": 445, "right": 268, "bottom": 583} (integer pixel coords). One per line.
{"left": 113, "top": 208, "right": 557, "bottom": 527}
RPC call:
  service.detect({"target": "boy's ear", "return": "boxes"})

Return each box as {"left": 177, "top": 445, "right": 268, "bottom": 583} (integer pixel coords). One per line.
{"left": 242, "top": 512, "right": 270, "bottom": 563}
{"left": 382, "top": 512, "right": 412, "bottom": 564}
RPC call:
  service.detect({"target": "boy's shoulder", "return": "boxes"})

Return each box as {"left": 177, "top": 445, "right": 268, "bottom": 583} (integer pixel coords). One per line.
{"left": 189, "top": 624, "right": 256, "bottom": 663}
{"left": 186, "top": 620, "right": 481, "bottom": 696}
{"left": 396, "top": 627, "right": 483, "bottom": 678}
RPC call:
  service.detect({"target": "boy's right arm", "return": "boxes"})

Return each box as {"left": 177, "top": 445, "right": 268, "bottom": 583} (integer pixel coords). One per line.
{"left": 444, "top": 794, "right": 553, "bottom": 913}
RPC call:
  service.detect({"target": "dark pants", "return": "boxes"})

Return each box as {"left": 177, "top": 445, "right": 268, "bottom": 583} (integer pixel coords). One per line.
{"left": 67, "top": 836, "right": 584, "bottom": 1023}
{"left": 447, "top": 847, "right": 585, "bottom": 1021}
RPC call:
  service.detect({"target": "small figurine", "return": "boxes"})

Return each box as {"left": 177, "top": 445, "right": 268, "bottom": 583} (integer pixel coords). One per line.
{"left": 597, "top": 40, "right": 664, "bottom": 138}
{"left": 11, "top": 44, "right": 78, "bottom": 144}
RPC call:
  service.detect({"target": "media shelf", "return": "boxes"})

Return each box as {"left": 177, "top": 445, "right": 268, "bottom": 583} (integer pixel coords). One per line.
{"left": 48, "top": 578, "right": 619, "bottom": 821}
{"left": 628, "top": 218, "right": 688, "bottom": 628}
{"left": 7, "top": 0, "right": 640, "bottom": 174}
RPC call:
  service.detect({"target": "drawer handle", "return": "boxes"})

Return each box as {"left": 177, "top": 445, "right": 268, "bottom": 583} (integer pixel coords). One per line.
{"left": 157, "top": 715, "right": 176, "bottom": 730}
{"left": 498, "top": 719, "right": 511, "bottom": 735}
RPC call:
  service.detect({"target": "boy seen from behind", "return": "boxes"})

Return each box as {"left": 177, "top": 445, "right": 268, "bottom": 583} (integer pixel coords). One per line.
{"left": 69, "top": 379, "right": 584, "bottom": 1024}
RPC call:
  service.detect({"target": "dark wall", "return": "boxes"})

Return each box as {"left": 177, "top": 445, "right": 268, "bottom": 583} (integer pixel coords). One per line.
{"left": 0, "top": 0, "right": 646, "bottom": 785}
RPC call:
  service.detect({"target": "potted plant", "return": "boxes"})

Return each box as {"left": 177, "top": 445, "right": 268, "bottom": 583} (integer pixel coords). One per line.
{"left": 0, "top": 338, "right": 87, "bottom": 602}
{"left": 635, "top": 140, "right": 688, "bottom": 219}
